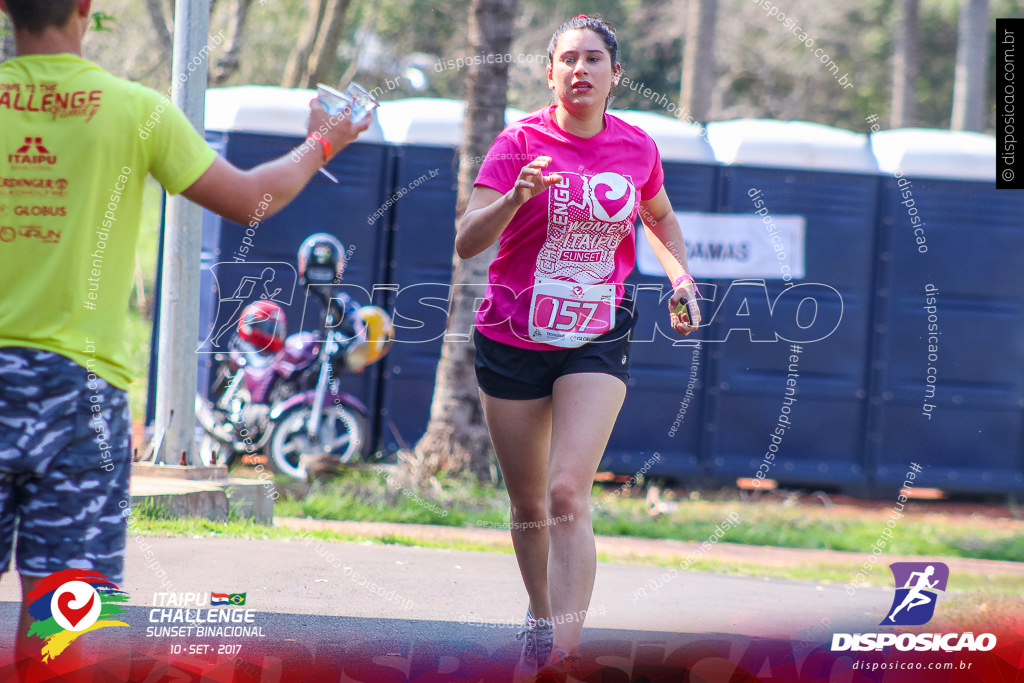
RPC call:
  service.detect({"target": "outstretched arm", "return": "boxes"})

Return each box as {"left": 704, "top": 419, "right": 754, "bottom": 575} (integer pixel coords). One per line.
{"left": 182, "top": 100, "right": 370, "bottom": 225}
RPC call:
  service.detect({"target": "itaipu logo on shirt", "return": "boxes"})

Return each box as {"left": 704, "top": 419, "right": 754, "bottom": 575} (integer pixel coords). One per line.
{"left": 536, "top": 171, "right": 636, "bottom": 284}
{"left": 7, "top": 136, "right": 58, "bottom": 166}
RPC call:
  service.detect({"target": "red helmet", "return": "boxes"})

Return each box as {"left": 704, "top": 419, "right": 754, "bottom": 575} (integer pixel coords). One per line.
{"left": 237, "top": 300, "right": 287, "bottom": 353}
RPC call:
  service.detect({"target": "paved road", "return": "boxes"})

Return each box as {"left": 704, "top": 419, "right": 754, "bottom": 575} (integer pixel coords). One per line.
{"left": 0, "top": 533, "right": 897, "bottom": 679}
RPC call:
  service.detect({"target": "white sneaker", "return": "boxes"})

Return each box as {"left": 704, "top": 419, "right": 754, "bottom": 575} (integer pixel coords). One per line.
{"left": 515, "top": 608, "right": 553, "bottom": 671}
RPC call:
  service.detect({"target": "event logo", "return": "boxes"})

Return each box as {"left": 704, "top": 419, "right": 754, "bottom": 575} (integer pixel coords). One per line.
{"left": 882, "top": 562, "right": 948, "bottom": 626}
{"left": 146, "top": 591, "right": 265, "bottom": 639}
{"left": 587, "top": 172, "right": 636, "bottom": 223}
{"left": 25, "top": 569, "right": 129, "bottom": 661}
{"left": 832, "top": 560, "right": 996, "bottom": 653}
{"left": 537, "top": 171, "right": 637, "bottom": 284}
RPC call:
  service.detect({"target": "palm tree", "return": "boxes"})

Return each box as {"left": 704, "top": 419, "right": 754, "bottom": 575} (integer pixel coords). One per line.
{"left": 412, "top": 0, "right": 519, "bottom": 480}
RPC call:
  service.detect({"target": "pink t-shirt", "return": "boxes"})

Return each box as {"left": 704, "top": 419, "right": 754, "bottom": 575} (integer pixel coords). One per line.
{"left": 474, "top": 105, "right": 665, "bottom": 350}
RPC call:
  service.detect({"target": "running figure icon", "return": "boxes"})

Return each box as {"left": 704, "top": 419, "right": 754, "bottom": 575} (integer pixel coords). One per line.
{"left": 887, "top": 565, "right": 938, "bottom": 622}
{"left": 881, "top": 561, "right": 949, "bottom": 626}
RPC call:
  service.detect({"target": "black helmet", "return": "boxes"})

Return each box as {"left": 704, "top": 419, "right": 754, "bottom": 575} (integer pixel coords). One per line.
{"left": 298, "top": 233, "right": 345, "bottom": 288}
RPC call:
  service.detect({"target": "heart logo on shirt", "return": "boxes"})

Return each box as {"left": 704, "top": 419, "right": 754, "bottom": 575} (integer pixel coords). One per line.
{"left": 588, "top": 172, "right": 635, "bottom": 223}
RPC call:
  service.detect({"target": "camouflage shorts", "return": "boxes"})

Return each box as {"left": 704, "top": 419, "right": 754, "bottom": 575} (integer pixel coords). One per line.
{"left": 0, "top": 347, "right": 131, "bottom": 581}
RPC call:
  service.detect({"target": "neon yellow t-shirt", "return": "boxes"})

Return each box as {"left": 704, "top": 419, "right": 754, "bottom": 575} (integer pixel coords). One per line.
{"left": 0, "top": 54, "right": 217, "bottom": 389}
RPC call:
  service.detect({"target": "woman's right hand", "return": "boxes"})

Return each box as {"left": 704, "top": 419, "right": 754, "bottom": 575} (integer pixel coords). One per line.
{"left": 509, "top": 156, "right": 563, "bottom": 206}
{"left": 455, "top": 156, "right": 562, "bottom": 258}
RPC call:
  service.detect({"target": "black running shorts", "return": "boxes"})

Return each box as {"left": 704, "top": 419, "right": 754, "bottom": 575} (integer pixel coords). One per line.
{"left": 473, "top": 301, "right": 636, "bottom": 400}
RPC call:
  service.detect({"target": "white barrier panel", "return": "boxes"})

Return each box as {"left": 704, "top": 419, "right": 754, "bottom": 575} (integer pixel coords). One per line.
{"left": 636, "top": 212, "right": 806, "bottom": 280}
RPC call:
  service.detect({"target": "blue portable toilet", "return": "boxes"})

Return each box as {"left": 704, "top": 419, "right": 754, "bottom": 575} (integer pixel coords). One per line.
{"left": 601, "top": 109, "right": 718, "bottom": 478}
{"left": 373, "top": 99, "right": 527, "bottom": 453}
{"left": 868, "top": 129, "right": 1024, "bottom": 493}
{"left": 702, "top": 120, "right": 880, "bottom": 487}
{"left": 147, "top": 86, "right": 392, "bottom": 453}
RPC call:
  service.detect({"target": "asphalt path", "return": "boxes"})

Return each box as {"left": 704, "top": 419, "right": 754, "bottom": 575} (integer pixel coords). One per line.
{"left": 0, "top": 533, "right": 897, "bottom": 679}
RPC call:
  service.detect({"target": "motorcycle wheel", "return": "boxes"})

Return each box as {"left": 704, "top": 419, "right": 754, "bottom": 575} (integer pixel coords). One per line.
{"left": 267, "top": 403, "right": 365, "bottom": 480}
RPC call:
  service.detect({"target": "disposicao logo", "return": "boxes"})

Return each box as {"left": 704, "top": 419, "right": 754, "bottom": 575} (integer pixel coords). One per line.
{"left": 25, "top": 569, "right": 129, "bottom": 661}
{"left": 832, "top": 561, "right": 996, "bottom": 653}
{"left": 882, "top": 562, "right": 947, "bottom": 626}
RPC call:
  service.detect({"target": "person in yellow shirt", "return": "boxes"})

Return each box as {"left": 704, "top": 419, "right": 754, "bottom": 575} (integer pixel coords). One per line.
{"left": 0, "top": 0, "right": 370, "bottom": 661}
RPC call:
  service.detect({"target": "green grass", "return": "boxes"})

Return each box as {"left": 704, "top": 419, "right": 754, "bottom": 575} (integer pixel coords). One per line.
{"left": 590, "top": 498, "right": 1024, "bottom": 562}
{"left": 266, "top": 469, "right": 1024, "bottom": 564}
{"left": 273, "top": 468, "right": 512, "bottom": 528}
{"left": 128, "top": 507, "right": 513, "bottom": 556}
{"left": 125, "top": 500, "right": 1024, "bottom": 600}
{"left": 626, "top": 551, "right": 1024, "bottom": 593}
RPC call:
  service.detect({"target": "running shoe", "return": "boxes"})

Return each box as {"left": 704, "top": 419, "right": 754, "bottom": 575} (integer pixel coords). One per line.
{"left": 515, "top": 608, "right": 553, "bottom": 671}
{"left": 535, "top": 647, "right": 582, "bottom": 682}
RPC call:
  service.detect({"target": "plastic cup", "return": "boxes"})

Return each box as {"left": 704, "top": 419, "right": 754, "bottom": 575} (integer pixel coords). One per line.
{"left": 316, "top": 82, "right": 379, "bottom": 123}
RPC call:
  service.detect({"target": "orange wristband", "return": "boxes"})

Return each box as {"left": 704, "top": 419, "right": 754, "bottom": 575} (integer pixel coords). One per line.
{"left": 308, "top": 131, "right": 332, "bottom": 163}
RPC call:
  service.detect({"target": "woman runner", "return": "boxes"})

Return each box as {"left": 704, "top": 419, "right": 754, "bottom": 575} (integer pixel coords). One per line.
{"left": 455, "top": 14, "right": 702, "bottom": 675}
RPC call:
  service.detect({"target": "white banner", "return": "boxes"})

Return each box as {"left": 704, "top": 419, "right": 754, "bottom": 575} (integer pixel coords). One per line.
{"left": 636, "top": 211, "right": 806, "bottom": 280}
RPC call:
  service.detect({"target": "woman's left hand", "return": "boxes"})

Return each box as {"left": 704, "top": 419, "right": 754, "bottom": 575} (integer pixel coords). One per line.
{"left": 668, "top": 280, "right": 701, "bottom": 335}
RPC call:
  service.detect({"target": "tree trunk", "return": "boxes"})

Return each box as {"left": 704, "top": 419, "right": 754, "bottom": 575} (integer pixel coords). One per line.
{"left": 412, "top": 0, "right": 519, "bottom": 482}
{"left": 282, "top": 0, "right": 328, "bottom": 88}
{"left": 306, "top": 0, "right": 352, "bottom": 88}
{"left": 891, "top": 0, "right": 919, "bottom": 128}
{"left": 679, "top": 0, "right": 718, "bottom": 123}
{"left": 144, "top": 0, "right": 173, "bottom": 57}
{"left": 213, "top": 0, "right": 254, "bottom": 86}
{"left": 950, "top": 0, "right": 990, "bottom": 131}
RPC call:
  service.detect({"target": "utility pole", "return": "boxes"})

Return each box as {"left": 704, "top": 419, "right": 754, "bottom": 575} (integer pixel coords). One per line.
{"left": 153, "top": 0, "right": 211, "bottom": 464}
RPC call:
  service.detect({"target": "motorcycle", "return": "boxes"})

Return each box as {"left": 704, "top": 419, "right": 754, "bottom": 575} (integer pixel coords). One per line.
{"left": 264, "top": 299, "right": 393, "bottom": 480}
{"left": 195, "top": 232, "right": 393, "bottom": 480}
{"left": 195, "top": 298, "right": 392, "bottom": 480}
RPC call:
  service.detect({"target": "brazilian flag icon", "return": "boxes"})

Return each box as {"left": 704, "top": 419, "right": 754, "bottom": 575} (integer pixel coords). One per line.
{"left": 228, "top": 593, "right": 246, "bottom": 606}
